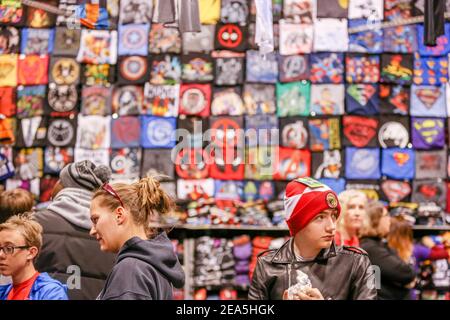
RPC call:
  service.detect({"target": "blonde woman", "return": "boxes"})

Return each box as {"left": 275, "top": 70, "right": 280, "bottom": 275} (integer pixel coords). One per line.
{"left": 335, "top": 190, "right": 368, "bottom": 247}
{"left": 90, "top": 176, "right": 185, "bottom": 300}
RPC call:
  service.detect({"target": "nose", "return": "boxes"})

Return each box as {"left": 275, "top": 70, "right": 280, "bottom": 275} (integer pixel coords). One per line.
{"left": 325, "top": 217, "right": 336, "bottom": 233}
{"left": 89, "top": 227, "right": 97, "bottom": 237}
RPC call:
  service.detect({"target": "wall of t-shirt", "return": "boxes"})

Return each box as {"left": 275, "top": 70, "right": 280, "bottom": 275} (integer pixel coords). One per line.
{"left": 0, "top": 0, "right": 450, "bottom": 223}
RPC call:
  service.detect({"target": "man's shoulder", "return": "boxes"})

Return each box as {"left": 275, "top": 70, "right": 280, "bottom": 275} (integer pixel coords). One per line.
{"left": 337, "top": 245, "right": 369, "bottom": 257}
{"left": 256, "top": 248, "right": 278, "bottom": 261}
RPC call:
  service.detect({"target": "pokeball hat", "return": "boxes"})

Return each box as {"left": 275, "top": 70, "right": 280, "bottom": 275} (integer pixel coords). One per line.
{"left": 284, "top": 177, "right": 341, "bottom": 236}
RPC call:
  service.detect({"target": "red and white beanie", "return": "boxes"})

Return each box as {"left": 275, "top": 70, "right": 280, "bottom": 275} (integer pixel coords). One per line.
{"left": 284, "top": 177, "right": 341, "bottom": 236}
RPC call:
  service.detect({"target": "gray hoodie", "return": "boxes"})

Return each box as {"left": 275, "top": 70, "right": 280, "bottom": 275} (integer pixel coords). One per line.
{"left": 46, "top": 188, "right": 93, "bottom": 230}
{"left": 98, "top": 233, "right": 185, "bottom": 300}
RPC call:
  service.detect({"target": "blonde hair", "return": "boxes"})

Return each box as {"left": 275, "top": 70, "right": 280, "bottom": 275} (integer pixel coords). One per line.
{"left": 0, "top": 213, "right": 43, "bottom": 259}
{"left": 387, "top": 215, "right": 413, "bottom": 263}
{"left": 360, "top": 201, "right": 386, "bottom": 238}
{"left": 337, "top": 190, "right": 368, "bottom": 236}
{"left": 0, "top": 189, "right": 35, "bottom": 223}
{"left": 92, "top": 175, "right": 175, "bottom": 237}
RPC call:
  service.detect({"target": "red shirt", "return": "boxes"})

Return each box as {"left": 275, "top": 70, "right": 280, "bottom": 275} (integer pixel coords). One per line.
{"left": 7, "top": 272, "right": 40, "bottom": 300}
{"left": 335, "top": 232, "right": 360, "bottom": 247}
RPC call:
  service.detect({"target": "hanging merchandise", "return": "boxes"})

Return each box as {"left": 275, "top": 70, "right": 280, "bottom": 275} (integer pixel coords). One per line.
{"left": 310, "top": 84, "right": 345, "bottom": 115}
{"left": 0, "top": 87, "right": 16, "bottom": 117}
{"left": 20, "top": 28, "right": 54, "bottom": 55}
{"left": 112, "top": 85, "right": 143, "bottom": 116}
{"left": 413, "top": 53, "right": 449, "bottom": 86}
{"left": 0, "top": 26, "right": 20, "bottom": 54}
{"left": 210, "top": 148, "right": 245, "bottom": 181}
{"left": 76, "top": 29, "right": 117, "bottom": 64}
{"left": 0, "top": 148, "right": 15, "bottom": 181}
{"left": 221, "top": 0, "right": 249, "bottom": 25}
{"left": 415, "top": 149, "right": 447, "bottom": 180}
{"left": 210, "top": 116, "right": 244, "bottom": 149}
{"left": 418, "top": 23, "right": 450, "bottom": 55}
{"left": 383, "top": 25, "right": 418, "bottom": 53}
{"left": 110, "top": 116, "right": 140, "bottom": 149}
{"left": 140, "top": 116, "right": 177, "bottom": 149}
{"left": 44, "top": 147, "right": 74, "bottom": 175}
{"left": 310, "top": 53, "right": 344, "bottom": 84}
{"left": 245, "top": 114, "right": 278, "bottom": 148}
{"left": 213, "top": 51, "right": 245, "bottom": 86}
{"left": 119, "top": 0, "right": 152, "bottom": 25}
{"left": 17, "top": 54, "right": 49, "bottom": 86}
{"left": 278, "top": 20, "right": 313, "bottom": 55}
{"left": 378, "top": 116, "right": 410, "bottom": 148}
{"left": 243, "top": 84, "right": 276, "bottom": 115}
{"left": 215, "top": 23, "right": 247, "bottom": 52}
{"left": 381, "top": 147, "right": 415, "bottom": 180}
{"left": 410, "top": 84, "right": 447, "bottom": 117}
{"left": 279, "top": 117, "right": 309, "bottom": 149}
{"left": 16, "top": 85, "right": 45, "bottom": 119}
{"left": 118, "top": 23, "right": 149, "bottom": 56}
{"left": 245, "top": 146, "right": 275, "bottom": 180}
{"left": 342, "top": 115, "right": 379, "bottom": 148}
{"left": 46, "top": 83, "right": 78, "bottom": 116}
{"left": 49, "top": 57, "right": 80, "bottom": 86}
{"left": 312, "top": 150, "right": 344, "bottom": 179}
{"left": 25, "top": 0, "right": 57, "bottom": 28}
{"left": 0, "top": 53, "right": 18, "bottom": 87}
{"left": 182, "top": 25, "right": 215, "bottom": 54}
{"left": 179, "top": 83, "right": 211, "bottom": 117}
{"left": 81, "top": 63, "right": 115, "bottom": 86}
{"left": 276, "top": 81, "right": 310, "bottom": 117}
{"left": 384, "top": 0, "right": 413, "bottom": 21}
{"left": 345, "top": 54, "right": 380, "bottom": 83}
{"left": 46, "top": 117, "right": 77, "bottom": 148}
{"left": 278, "top": 54, "right": 309, "bottom": 83}
{"left": 246, "top": 50, "right": 278, "bottom": 83}
{"left": 313, "top": 18, "right": 348, "bottom": 52}
{"left": 141, "top": 149, "right": 175, "bottom": 179}
{"left": 211, "top": 87, "right": 245, "bottom": 116}
{"left": 345, "top": 84, "right": 380, "bottom": 115}
{"left": 39, "top": 176, "right": 58, "bottom": 203}
{"left": 317, "top": 0, "right": 348, "bottom": 18}
{"left": 143, "top": 83, "right": 180, "bottom": 117}
{"left": 76, "top": 115, "right": 111, "bottom": 149}
{"left": 308, "top": 117, "right": 341, "bottom": 151}
{"left": 348, "top": 19, "right": 383, "bottom": 53}
{"left": 254, "top": 0, "right": 274, "bottom": 54}
{"left": 345, "top": 147, "right": 381, "bottom": 180}
{"left": 149, "top": 54, "right": 181, "bottom": 85}
{"left": 15, "top": 116, "right": 47, "bottom": 148}
{"left": 411, "top": 117, "right": 445, "bottom": 150}
{"left": 150, "top": 24, "right": 181, "bottom": 54}
{"left": 110, "top": 147, "right": 141, "bottom": 181}
{"left": 181, "top": 53, "right": 214, "bottom": 83}
{"left": 81, "top": 85, "right": 112, "bottom": 115}
{"left": 379, "top": 84, "right": 410, "bottom": 115}
{"left": 380, "top": 53, "right": 413, "bottom": 84}
{"left": 283, "top": 0, "right": 313, "bottom": 24}
{"left": 175, "top": 147, "right": 210, "bottom": 180}
{"left": 273, "top": 147, "right": 311, "bottom": 181}
{"left": 412, "top": 179, "right": 447, "bottom": 210}
{"left": 348, "top": 0, "right": 384, "bottom": 20}
{"left": 346, "top": 180, "right": 381, "bottom": 203}
{"left": 74, "top": 148, "right": 109, "bottom": 167}
{"left": 0, "top": 118, "right": 15, "bottom": 145}
{"left": 0, "top": 1, "right": 26, "bottom": 25}
{"left": 117, "top": 55, "right": 150, "bottom": 84}
{"left": 75, "top": 0, "right": 110, "bottom": 29}
{"left": 13, "top": 148, "right": 44, "bottom": 180}
{"left": 380, "top": 179, "right": 412, "bottom": 204}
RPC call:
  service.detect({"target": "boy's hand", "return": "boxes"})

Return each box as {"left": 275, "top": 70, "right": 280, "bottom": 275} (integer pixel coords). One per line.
{"left": 282, "top": 288, "right": 324, "bottom": 300}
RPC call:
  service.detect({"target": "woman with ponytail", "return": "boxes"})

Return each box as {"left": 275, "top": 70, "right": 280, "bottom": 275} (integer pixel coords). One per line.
{"left": 89, "top": 176, "right": 185, "bottom": 300}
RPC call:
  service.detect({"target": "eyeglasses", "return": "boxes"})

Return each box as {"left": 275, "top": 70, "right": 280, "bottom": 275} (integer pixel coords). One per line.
{"left": 101, "top": 183, "right": 125, "bottom": 208}
{"left": 0, "top": 246, "right": 30, "bottom": 256}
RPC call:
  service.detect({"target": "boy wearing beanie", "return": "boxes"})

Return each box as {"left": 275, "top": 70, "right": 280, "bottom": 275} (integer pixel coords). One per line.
{"left": 34, "top": 160, "right": 115, "bottom": 300}
{"left": 249, "top": 178, "right": 377, "bottom": 300}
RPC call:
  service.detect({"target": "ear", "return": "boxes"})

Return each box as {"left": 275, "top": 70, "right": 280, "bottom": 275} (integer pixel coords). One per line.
{"left": 115, "top": 206, "right": 127, "bottom": 226}
{"left": 27, "top": 247, "right": 38, "bottom": 262}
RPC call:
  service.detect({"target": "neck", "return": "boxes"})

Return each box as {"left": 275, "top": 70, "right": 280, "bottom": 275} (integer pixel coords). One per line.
{"left": 343, "top": 226, "right": 357, "bottom": 240}
{"left": 293, "top": 236, "right": 321, "bottom": 260}
{"left": 12, "top": 262, "right": 37, "bottom": 286}
{"left": 118, "top": 226, "right": 148, "bottom": 250}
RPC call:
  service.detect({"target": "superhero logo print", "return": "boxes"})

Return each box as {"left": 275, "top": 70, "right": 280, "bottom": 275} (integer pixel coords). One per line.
{"left": 312, "top": 150, "right": 343, "bottom": 179}
{"left": 179, "top": 84, "right": 211, "bottom": 117}
{"left": 47, "top": 119, "right": 75, "bottom": 147}
{"left": 118, "top": 56, "right": 149, "bottom": 84}
{"left": 378, "top": 118, "right": 409, "bottom": 148}
{"left": 280, "top": 118, "right": 309, "bottom": 149}
{"left": 411, "top": 117, "right": 445, "bottom": 150}
{"left": 273, "top": 147, "right": 311, "bottom": 181}
{"left": 343, "top": 116, "right": 379, "bottom": 148}
{"left": 345, "top": 147, "right": 381, "bottom": 180}
{"left": 118, "top": 23, "right": 149, "bottom": 56}
{"left": 111, "top": 116, "right": 140, "bottom": 149}
{"left": 175, "top": 148, "right": 210, "bottom": 180}
{"left": 50, "top": 57, "right": 80, "bottom": 85}
{"left": 112, "top": 85, "right": 143, "bottom": 116}
{"left": 214, "top": 55, "right": 245, "bottom": 86}
{"left": 81, "top": 86, "right": 112, "bottom": 116}
{"left": 381, "top": 180, "right": 412, "bottom": 203}
{"left": 379, "top": 84, "right": 410, "bottom": 115}
{"left": 18, "top": 55, "right": 49, "bottom": 86}
{"left": 47, "top": 84, "right": 78, "bottom": 114}
{"left": 215, "top": 24, "right": 246, "bottom": 51}
{"left": 141, "top": 116, "right": 176, "bottom": 149}
{"left": 381, "top": 148, "right": 415, "bottom": 180}
{"left": 415, "top": 149, "right": 447, "bottom": 180}
{"left": 279, "top": 55, "right": 309, "bottom": 83}
{"left": 44, "top": 147, "right": 74, "bottom": 174}
{"left": 0, "top": 26, "right": 20, "bottom": 54}
{"left": 53, "top": 27, "right": 81, "bottom": 56}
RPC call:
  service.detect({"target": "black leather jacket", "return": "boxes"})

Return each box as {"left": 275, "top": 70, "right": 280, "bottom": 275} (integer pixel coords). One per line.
{"left": 249, "top": 239, "right": 377, "bottom": 300}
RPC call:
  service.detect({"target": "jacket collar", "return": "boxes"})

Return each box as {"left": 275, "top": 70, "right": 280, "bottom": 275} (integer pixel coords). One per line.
{"left": 270, "top": 238, "right": 337, "bottom": 264}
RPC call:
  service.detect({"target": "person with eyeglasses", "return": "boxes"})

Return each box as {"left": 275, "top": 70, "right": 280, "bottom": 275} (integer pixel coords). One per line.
{"left": 0, "top": 213, "right": 68, "bottom": 300}
{"left": 89, "top": 176, "right": 185, "bottom": 300}
{"left": 34, "top": 160, "right": 115, "bottom": 300}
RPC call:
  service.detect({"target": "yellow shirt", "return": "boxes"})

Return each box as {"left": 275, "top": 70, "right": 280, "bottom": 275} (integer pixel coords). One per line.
{"left": 199, "top": 0, "right": 221, "bottom": 24}
{"left": 0, "top": 54, "right": 18, "bottom": 87}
